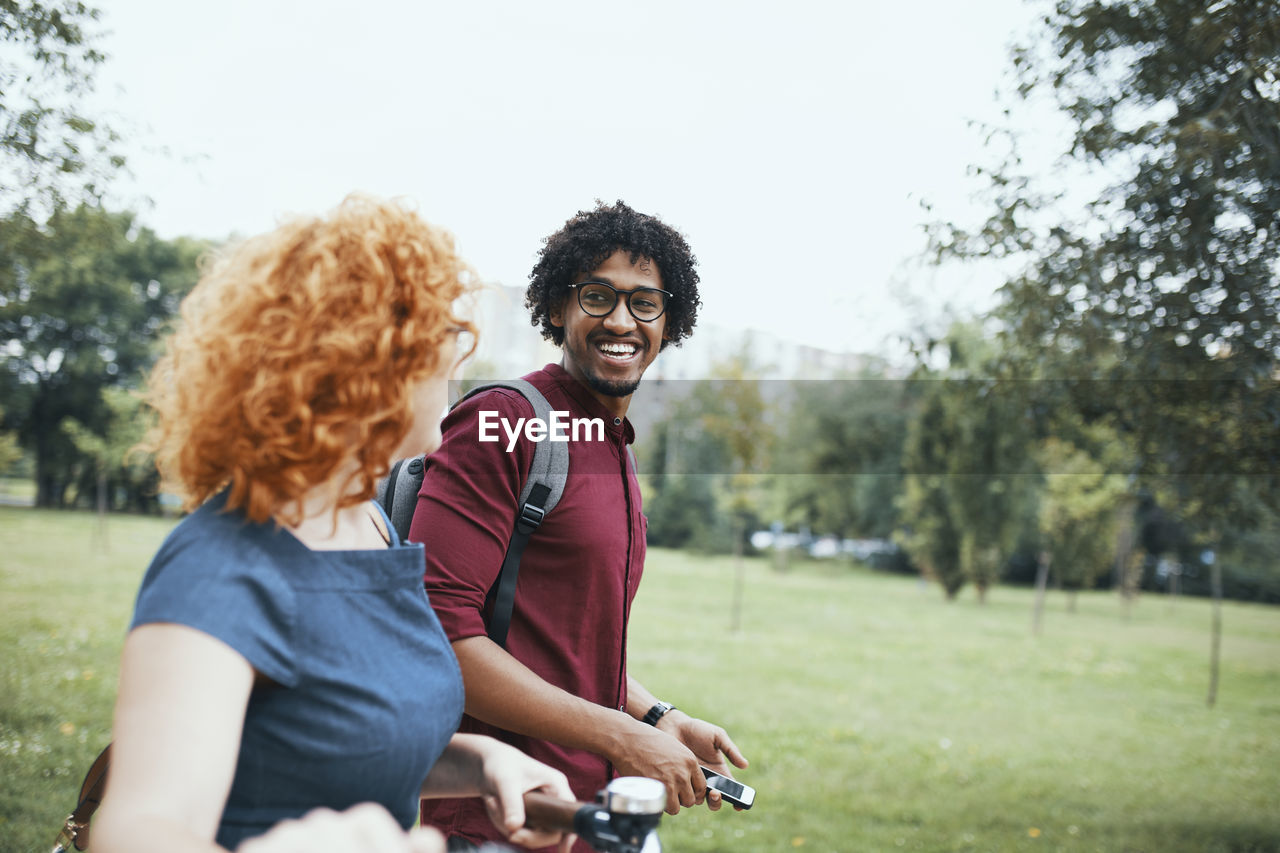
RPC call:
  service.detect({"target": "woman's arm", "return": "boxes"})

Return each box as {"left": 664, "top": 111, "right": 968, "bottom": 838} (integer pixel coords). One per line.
{"left": 94, "top": 623, "right": 443, "bottom": 853}
{"left": 93, "top": 623, "right": 254, "bottom": 853}
{"left": 422, "top": 733, "right": 575, "bottom": 852}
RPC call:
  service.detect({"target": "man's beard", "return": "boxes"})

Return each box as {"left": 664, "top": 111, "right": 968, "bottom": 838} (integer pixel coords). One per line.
{"left": 584, "top": 373, "right": 641, "bottom": 398}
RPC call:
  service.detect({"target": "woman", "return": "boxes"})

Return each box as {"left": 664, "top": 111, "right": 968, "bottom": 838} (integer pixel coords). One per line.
{"left": 94, "top": 196, "right": 574, "bottom": 853}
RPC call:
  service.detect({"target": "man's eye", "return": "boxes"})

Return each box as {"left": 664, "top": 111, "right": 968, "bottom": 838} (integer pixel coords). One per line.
{"left": 582, "top": 290, "right": 610, "bottom": 304}
{"left": 633, "top": 298, "right": 658, "bottom": 312}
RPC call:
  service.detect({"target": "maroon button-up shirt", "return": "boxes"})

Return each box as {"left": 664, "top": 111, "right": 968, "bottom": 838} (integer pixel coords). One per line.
{"left": 414, "top": 364, "right": 646, "bottom": 848}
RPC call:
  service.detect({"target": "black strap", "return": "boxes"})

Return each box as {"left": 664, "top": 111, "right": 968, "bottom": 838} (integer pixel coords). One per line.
{"left": 485, "top": 482, "right": 552, "bottom": 647}
{"left": 383, "top": 457, "right": 406, "bottom": 509}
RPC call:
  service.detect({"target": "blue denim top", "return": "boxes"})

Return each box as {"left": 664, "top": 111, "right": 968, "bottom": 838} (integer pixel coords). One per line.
{"left": 131, "top": 492, "right": 463, "bottom": 848}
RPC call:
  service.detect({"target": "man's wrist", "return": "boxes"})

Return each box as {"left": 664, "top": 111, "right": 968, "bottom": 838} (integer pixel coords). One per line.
{"left": 642, "top": 701, "right": 676, "bottom": 726}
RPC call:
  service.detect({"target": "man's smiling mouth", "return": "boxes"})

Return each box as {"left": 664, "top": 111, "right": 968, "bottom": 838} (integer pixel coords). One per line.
{"left": 595, "top": 339, "right": 640, "bottom": 362}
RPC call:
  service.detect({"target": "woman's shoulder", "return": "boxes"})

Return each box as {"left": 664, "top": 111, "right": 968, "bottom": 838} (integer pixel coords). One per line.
{"left": 152, "top": 493, "right": 298, "bottom": 573}
{"left": 134, "top": 494, "right": 302, "bottom": 684}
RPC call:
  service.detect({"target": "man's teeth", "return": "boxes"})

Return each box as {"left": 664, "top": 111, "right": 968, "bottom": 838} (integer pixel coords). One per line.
{"left": 598, "top": 342, "right": 637, "bottom": 355}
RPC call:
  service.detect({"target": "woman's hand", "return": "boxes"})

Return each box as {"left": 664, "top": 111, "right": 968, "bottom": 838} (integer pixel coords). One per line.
{"left": 423, "top": 734, "right": 577, "bottom": 851}
{"left": 474, "top": 738, "right": 577, "bottom": 853}
{"left": 237, "top": 803, "right": 444, "bottom": 853}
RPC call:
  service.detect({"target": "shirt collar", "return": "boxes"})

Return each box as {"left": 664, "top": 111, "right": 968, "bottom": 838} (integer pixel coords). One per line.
{"left": 543, "top": 362, "right": 635, "bottom": 444}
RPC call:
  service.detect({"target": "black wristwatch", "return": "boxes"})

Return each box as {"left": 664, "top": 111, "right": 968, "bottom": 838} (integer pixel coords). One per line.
{"left": 642, "top": 701, "right": 676, "bottom": 726}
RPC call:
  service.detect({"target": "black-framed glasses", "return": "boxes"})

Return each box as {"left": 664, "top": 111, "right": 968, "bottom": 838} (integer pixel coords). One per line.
{"left": 567, "top": 280, "right": 673, "bottom": 322}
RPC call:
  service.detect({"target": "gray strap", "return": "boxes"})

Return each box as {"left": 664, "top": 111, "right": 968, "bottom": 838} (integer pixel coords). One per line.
{"left": 377, "top": 455, "right": 426, "bottom": 543}
{"left": 460, "top": 379, "right": 569, "bottom": 517}
{"left": 459, "top": 379, "right": 572, "bottom": 647}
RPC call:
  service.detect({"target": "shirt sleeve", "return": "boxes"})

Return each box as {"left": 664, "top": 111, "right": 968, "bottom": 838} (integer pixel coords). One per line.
{"left": 412, "top": 388, "right": 537, "bottom": 642}
{"left": 131, "top": 513, "right": 299, "bottom": 687}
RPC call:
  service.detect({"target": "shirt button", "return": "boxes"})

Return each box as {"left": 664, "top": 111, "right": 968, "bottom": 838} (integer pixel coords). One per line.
{"left": 613, "top": 417, "right": 621, "bottom": 425}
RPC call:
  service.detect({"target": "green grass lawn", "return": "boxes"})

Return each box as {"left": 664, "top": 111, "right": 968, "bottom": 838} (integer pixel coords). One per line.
{"left": 2, "top": 507, "right": 1278, "bottom": 853}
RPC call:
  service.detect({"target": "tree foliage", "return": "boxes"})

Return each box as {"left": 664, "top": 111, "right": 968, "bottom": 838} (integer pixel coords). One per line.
{"left": 929, "top": 0, "right": 1279, "bottom": 569}
{"left": 899, "top": 324, "right": 1040, "bottom": 601}
{"left": 0, "top": 404, "right": 20, "bottom": 472}
{"left": 640, "top": 353, "right": 777, "bottom": 554}
{"left": 0, "top": 205, "right": 202, "bottom": 506}
{"left": 62, "top": 385, "right": 158, "bottom": 511}
{"left": 1, "top": 0, "right": 121, "bottom": 215}
{"left": 898, "top": 387, "right": 967, "bottom": 598}
{"left": 1037, "top": 435, "right": 1128, "bottom": 591}
{"left": 942, "top": 0, "right": 1280, "bottom": 372}
{"left": 777, "top": 377, "right": 911, "bottom": 541}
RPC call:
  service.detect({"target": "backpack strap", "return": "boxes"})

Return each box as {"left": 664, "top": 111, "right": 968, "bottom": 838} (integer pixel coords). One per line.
{"left": 377, "top": 379, "right": 571, "bottom": 648}
{"left": 376, "top": 455, "right": 426, "bottom": 543}
{"left": 459, "top": 380, "right": 569, "bottom": 647}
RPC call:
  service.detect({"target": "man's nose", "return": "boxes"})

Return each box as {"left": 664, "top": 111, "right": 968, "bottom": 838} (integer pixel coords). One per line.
{"left": 601, "top": 297, "right": 637, "bottom": 332}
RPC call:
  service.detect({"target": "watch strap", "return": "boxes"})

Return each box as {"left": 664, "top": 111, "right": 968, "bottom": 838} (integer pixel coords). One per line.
{"left": 642, "top": 701, "right": 675, "bottom": 726}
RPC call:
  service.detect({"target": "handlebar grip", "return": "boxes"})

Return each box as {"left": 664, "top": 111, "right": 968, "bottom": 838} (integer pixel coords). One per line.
{"left": 523, "top": 791, "right": 586, "bottom": 832}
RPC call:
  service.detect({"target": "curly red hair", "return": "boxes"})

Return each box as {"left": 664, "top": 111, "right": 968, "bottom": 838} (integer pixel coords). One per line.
{"left": 144, "top": 195, "right": 476, "bottom": 524}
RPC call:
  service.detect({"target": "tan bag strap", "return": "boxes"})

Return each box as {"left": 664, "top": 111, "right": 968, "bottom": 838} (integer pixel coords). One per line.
{"left": 52, "top": 743, "right": 111, "bottom": 853}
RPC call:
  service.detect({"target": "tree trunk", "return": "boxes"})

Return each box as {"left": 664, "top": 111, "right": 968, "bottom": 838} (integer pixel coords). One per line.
{"left": 94, "top": 468, "right": 109, "bottom": 552}
{"left": 1120, "top": 555, "right": 1142, "bottom": 621}
{"left": 1206, "top": 559, "right": 1223, "bottom": 708}
{"left": 730, "top": 519, "right": 745, "bottom": 632}
{"left": 1032, "top": 551, "right": 1051, "bottom": 636}
{"left": 1113, "top": 503, "right": 1136, "bottom": 615}
{"left": 36, "top": 471, "right": 53, "bottom": 508}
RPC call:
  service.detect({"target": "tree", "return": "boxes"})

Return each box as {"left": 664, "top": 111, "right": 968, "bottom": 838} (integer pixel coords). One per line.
{"left": 777, "top": 373, "right": 913, "bottom": 545}
{"left": 0, "top": 205, "right": 202, "bottom": 506}
{"left": 643, "top": 415, "right": 727, "bottom": 552}
{"left": 62, "top": 384, "right": 157, "bottom": 522}
{"left": 1036, "top": 435, "right": 1128, "bottom": 606}
{"left": 939, "top": 0, "right": 1279, "bottom": 370}
{"left": 899, "top": 325, "right": 1037, "bottom": 602}
{"left": 0, "top": 405, "right": 20, "bottom": 473}
{"left": 935, "top": 0, "right": 1278, "bottom": 495}
{"left": 931, "top": 0, "right": 1280, "bottom": 699}
{"left": 1, "top": 0, "right": 122, "bottom": 216}
{"left": 898, "top": 386, "right": 966, "bottom": 599}
{"left": 689, "top": 358, "right": 775, "bottom": 630}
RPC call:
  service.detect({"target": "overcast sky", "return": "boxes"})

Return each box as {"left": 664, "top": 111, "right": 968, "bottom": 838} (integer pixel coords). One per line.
{"left": 92, "top": 0, "right": 1053, "bottom": 356}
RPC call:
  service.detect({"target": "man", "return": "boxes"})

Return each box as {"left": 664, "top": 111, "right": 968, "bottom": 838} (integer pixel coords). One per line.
{"left": 413, "top": 201, "right": 747, "bottom": 851}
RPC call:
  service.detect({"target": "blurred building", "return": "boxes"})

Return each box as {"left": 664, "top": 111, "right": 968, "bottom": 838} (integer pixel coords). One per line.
{"left": 464, "top": 283, "right": 882, "bottom": 381}
{"left": 650, "top": 323, "right": 882, "bottom": 380}
{"left": 465, "top": 284, "right": 560, "bottom": 380}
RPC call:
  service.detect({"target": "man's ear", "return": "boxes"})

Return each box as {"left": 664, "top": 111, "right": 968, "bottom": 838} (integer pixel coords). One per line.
{"left": 549, "top": 295, "right": 565, "bottom": 328}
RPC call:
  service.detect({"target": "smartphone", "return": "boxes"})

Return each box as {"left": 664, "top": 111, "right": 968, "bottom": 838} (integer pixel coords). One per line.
{"left": 701, "top": 766, "right": 755, "bottom": 809}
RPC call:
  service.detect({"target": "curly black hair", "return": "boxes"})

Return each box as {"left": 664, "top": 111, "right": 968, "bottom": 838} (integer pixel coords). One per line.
{"left": 525, "top": 200, "right": 701, "bottom": 349}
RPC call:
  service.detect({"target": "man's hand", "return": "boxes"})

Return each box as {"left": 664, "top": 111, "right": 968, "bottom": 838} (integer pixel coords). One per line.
{"left": 655, "top": 711, "right": 749, "bottom": 812}
{"left": 607, "top": 720, "right": 707, "bottom": 815}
